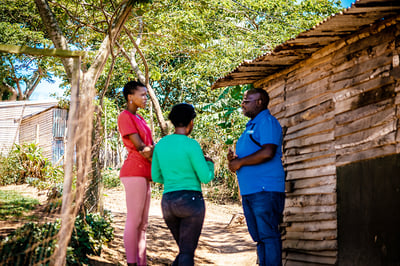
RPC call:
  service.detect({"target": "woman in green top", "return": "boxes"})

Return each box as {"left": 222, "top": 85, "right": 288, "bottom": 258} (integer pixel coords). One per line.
{"left": 152, "top": 103, "right": 214, "bottom": 266}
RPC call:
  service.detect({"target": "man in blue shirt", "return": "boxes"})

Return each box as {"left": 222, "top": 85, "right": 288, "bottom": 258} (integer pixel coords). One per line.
{"left": 228, "top": 88, "right": 285, "bottom": 266}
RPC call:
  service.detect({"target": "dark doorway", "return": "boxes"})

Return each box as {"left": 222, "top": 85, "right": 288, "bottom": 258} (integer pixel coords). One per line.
{"left": 337, "top": 153, "right": 400, "bottom": 265}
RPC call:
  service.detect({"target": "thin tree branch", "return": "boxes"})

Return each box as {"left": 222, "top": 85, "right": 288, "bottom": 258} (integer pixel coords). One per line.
{"left": 124, "top": 24, "right": 149, "bottom": 86}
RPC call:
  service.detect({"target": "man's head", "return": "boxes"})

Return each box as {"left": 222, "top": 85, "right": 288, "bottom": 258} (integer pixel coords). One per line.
{"left": 241, "top": 88, "right": 270, "bottom": 118}
{"left": 168, "top": 103, "right": 197, "bottom": 128}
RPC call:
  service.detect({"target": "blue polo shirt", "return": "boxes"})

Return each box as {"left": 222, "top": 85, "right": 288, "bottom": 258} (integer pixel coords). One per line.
{"left": 236, "top": 109, "right": 285, "bottom": 195}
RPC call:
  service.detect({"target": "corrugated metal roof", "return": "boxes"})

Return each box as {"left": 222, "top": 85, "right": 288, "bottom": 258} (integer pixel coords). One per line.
{"left": 0, "top": 99, "right": 58, "bottom": 108}
{"left": 211, "top": 0, "right": 400, "bottom": 89}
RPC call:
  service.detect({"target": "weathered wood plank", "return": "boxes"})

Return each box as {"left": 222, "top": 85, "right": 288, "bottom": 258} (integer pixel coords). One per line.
{"left": 286, "top": 156, "right": 335, "bottom": 171}
{"left": 286, "top": 64, "right": 332, "bottom": 92}
{"left": 285, "top": 119, "right": 334, "bottom": 141}
{"left": 293, "top": 250, "right": 338, "bottom": 257}
{"left": 336, "top": 144, "right": 397, "bottom": 166}
{"left": 285, "top": 205, "right": 336, "bottom": 216}
{"left": 285, "top": 142, "right": 334, "bottom": 157}
{"left": 285, "top": 93, "right": 333, "bottom": 118}
{"left": 285, "top": 78, "right": 331, "bottom": 108}
{"left": 283, "top": 101, "right": 334, "bottom": 128}
{"left": 288, "top": 184, "right": 336, "bottom": 196}
{"left": 332, "top": 47, "right": 392, "bottom": 78}
{"left": 335, "top": 82, "right": 396, "bottom": 114}
{"left": 336, "top": 132, "right": 396, "bottom": 157}
{"left": 289, "top": 175, "right": 336, "bottom": 189}
{"left": 283, "top": 239, "right": 337, "bottom": 251}
{"left": 331, "top": 26, "right": 394, "bottom": 69}
{"left": 264, "top": 78, "right": 285, "bottom": 98}
{"left": 286, "top": 111, "right": 335, "bottom": 135}
{"left": 334, "top": 75, "right": 393, "bottom": 103}
{"left": 285, "top": 132, "right": 334, "bottom": 149}
{"left": 334, "top": 98, "right": 394, "bottom": 125}
{"left": 284, "top": 212, "right": 336, "bottom": 223}
{"left": 335, "top": 120, "right": 396, "bottom": 148}
{"left": 286, "top": 220, "right": 337, "bottom": 232}
{"left": 270, "top": 104, "right": 286, "bottom": 119}
{"left": 269, "top": 95, "right": 285, "bottom": 109}
{"left": 335, "top": 107, "right": 395, "bottom": 138}
{"left": 284, "top": 150, "right": 334, "bottom": 164}
{"left": 285, "top": 194, "right": 336, "bottom": 208}
{"left": 283, "top": 252, "right": 337, "bottom": 265}
{"left": 332, "top": 65, "right": 391, "bottom": 94}
{"left": 285, "top": 230, "right": 336, "bottom": 241}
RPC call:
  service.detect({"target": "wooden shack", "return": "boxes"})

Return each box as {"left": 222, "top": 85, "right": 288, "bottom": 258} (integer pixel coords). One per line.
{"left": 212, "top": 0, "right": 400, "bottom": 265}
{"left": 0, "top": 100, "right": 67, "bottom": 164}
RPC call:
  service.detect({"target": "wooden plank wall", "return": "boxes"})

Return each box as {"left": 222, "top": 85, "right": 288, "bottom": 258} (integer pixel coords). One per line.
{"left": 20, "top": 108, "right": 54, "bottom": 160}
{"left": 257, "top": 21, "right": 400, "bottom": 265}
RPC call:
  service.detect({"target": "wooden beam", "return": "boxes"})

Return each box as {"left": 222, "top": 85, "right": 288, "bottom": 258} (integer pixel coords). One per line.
{"left": 0, "top": 43, "right": 85, "bottom": 58}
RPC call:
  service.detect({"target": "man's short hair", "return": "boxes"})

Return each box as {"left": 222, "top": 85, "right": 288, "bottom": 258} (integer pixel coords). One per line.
{"left": 168, "top": 103, "right": 197, "bottom": 127}
{"left": 123, "top": 81, "right": 146, "bottom": 101}
{"left": 246, "top": 88, "right": 270, "bottom": 109}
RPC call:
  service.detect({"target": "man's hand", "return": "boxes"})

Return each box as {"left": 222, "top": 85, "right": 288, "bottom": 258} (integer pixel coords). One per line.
{"left": 228, "top": 158, "right": 242, "bottom": 172}
{"left": 227, "top": 147, "right": 238, "bottom": 161}
{"left": 227, "top": 147, "right": 240, "bottom": 172}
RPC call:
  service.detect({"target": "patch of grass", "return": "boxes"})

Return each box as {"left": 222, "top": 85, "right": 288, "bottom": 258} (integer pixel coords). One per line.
{"left": 0, "top": 190, "right": 39, "bottom": 220}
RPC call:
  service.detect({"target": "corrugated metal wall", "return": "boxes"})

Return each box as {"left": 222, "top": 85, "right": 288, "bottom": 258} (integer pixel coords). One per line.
{"left": 0, "top": 101, "right": 58, "bottom": 155}
{"left": 19, "top": 107, "right": 67, "bottom": 164}
{"left": 20, "top": 108, "right": 54, "bottom": 160}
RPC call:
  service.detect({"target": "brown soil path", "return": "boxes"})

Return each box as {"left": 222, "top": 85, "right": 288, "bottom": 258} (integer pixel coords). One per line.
{"left": 102, "top": 187, "right": 257, "bottom": 265}
{"left": 0, "top": 185, "right": 257, "bottom": 265}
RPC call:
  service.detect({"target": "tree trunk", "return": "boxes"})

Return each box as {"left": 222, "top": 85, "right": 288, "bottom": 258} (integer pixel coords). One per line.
{"left": 34, "top": 0, "right": 137, "bottom": 265}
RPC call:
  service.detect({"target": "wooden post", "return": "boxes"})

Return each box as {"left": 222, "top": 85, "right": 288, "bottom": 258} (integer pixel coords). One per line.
{"left": 52, "top": 56, "right": 81, "bottom": 266}
{"left": 0, "top": 43, "right": 86, "bottom": 266}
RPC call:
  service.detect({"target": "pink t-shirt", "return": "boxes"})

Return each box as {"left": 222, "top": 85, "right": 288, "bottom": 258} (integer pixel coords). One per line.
{"left": 118, "top": 110, "right": 153, "bottom": 179}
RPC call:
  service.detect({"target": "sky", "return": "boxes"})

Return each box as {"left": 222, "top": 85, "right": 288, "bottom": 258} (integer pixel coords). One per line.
{"left": 341, "top": 0, "right": 354, "bottom": 8}
{"left": 30, "top": 0, "right": 356, "bottom": 101}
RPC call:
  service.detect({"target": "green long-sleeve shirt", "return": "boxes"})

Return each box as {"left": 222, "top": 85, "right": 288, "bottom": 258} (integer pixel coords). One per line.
{"left": 151, "top": 134, "right": 214, "bottom": 194}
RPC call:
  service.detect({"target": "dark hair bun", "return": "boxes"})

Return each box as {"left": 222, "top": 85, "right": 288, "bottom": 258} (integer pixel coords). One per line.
{"left": 168, "top": 103, "right": 196, "bottom": 127}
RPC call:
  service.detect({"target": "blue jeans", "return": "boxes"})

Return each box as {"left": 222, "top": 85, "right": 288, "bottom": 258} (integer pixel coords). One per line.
{"left": 242, "top": 191, "right": 285, "bottom": 266}
{"left": 161, "top": 190, "right": 205, "bottom": 266}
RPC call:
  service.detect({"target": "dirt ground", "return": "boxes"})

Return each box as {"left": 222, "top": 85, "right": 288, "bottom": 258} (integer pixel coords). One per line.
{"left": 0, "top": 185, "right": 257, "bottom": 265}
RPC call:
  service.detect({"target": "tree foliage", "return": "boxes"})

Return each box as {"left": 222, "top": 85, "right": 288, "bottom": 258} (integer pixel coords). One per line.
{"left": 0, "top": 0, "right": 56, "bottom": 100}
{"left": 0, "top": 0, "right": 342, "bottom": 202}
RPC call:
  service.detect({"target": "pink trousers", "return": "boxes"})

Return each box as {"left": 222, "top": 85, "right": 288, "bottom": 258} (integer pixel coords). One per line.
{"left": 121, "top": 177, "right": 151, "bottom": 265}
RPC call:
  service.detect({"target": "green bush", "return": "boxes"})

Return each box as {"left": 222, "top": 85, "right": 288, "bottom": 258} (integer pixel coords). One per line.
{"left": 70, "top": 211, "right": 114, "bottom": 263}
{"left": 0, "top": 143, "right": 64, "bottom": 189}
{"left": 0, "top": 212, "right": 114, "bottom": 265}
{"left": 102, "top": 168, "right": 121, "bottom": 189}
{"left": 0, "top": 221, "right": 59, "bottom": 265}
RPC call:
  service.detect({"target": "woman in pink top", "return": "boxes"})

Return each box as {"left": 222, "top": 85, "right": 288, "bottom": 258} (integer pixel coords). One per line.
{"left": 118, "top": 81, "right": 153, "bottom": 266}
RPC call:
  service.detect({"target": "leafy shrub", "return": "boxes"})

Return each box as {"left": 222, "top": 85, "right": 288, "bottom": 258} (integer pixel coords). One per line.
{"left": 0, "top": 221, "right": 59, "bottom": 265}
{"left": 102, "top": 168, "right": 121, "bottom": 189}
{"left": 0, "top": 143, "right": 64, "bottom": 189}
{"left": 192, "top": 86, "right": 248, "bottom": 203}
{"left": 70, "top": 211, "right": 114, "bottom": 263}
{"left": 0, "top": 212, "right": 114, "bottom": 265}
